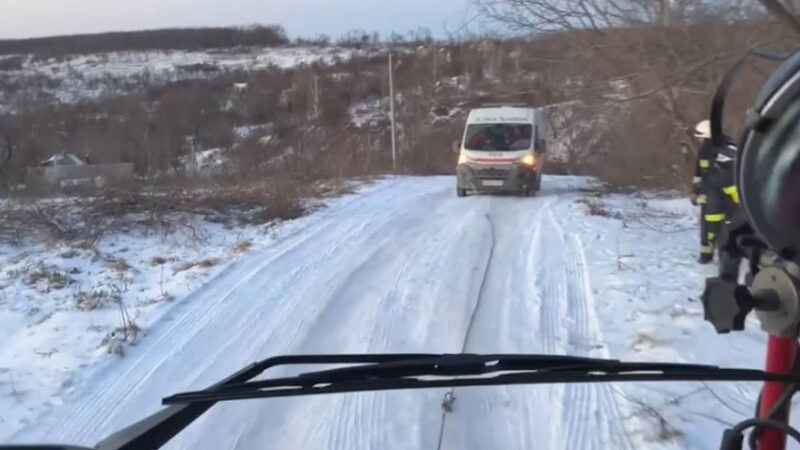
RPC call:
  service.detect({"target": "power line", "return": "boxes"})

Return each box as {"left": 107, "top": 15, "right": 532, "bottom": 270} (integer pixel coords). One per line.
{"left": 452, "top": 11, "right": 483, "bottom": 36}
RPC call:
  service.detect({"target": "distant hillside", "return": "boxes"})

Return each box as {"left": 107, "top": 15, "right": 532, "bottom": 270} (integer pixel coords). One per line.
{"left": 0, "top": 21, "right": 787, "bottom": 192}
{"left": 0, "top": 26, "right": 289, "bottom": 57}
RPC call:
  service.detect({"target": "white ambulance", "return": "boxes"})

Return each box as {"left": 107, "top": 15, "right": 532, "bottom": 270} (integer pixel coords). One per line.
{"left": 456, "top": 105, "right": 552, "bottom": 197}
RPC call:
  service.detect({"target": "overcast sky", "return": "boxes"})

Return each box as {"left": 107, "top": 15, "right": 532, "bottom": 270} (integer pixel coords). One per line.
{"left": 0, "top": 0, "right": 476, "bottom": 40}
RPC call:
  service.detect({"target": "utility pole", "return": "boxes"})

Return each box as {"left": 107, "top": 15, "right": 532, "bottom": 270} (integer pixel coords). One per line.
{"left": 659, "top": 0, "right": 671, "bottom": 25}
{"left": 433, "top": 50, "right": 438, "bottom": 84}
{"left": 388, "top": 52, "right": 397, "bottom": 171}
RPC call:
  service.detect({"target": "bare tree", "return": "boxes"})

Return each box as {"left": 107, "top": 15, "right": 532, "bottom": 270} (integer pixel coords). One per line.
{"left": 474, "top": 0, "right": 643, "bottom": 33}
{"left": 474, "top": 0, "right": 757, "bottom": 31}
{"left": 472, "top": 0, "right": 789, "bottom": 187}
{"left": 755, "top": 0, "right": 800, "bottom": 34}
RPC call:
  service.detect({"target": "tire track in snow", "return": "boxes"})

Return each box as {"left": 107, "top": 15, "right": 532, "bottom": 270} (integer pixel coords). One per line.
{"left": 436, "top": 210, "right": 497, "bottom": 450}
{"left": 13, "top": 178, "right": 443, "bottom": 446}
{"left": 208, "top": 186, "right": 490, "bottom": 450}
{"left": 42, "top": 187, "right": 397, "bottom": 442}
{"left": 439, "top": 195, "right": 557, "bottom": 450}
{"left": 545, "top": 206, "right": 632, "bottom": 450}
{"left": 527, "top": 202, "right": 570, "bottom": 449}
{"left": 314, "top": 194, "right": 489, "bottom": 450}
{"left": 325, "top": 220, "right": 446, "bottom": 450}
{"left": 183, "top": 184, "right": 461, "bottom": 450}
{"left": 536, "top": 207, "right": 566, "bottom": 356}
{"left": 325, "top": 219, "right": 475, "bottom": 450}
{"left": 14, "top": 176, "right": 638, "bottom": 450}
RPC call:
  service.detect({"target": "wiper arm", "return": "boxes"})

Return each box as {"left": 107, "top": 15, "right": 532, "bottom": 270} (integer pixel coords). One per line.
{"left": 299, "top": 353, "right": 617, "bottom": 380}
{"left": 85, "top": 353, "right": 800, "bottom": 450}
{"left": 94, "top": 354, "right": 433, "bottom": 450}
{"left": 163, "top": 353, "right": 798, "bottom": 406}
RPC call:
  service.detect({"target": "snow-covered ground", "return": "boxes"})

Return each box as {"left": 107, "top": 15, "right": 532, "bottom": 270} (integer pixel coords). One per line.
{"left": 0, "top": 209, "right": 294, "bottom": 436}
{"left": 0, "top": 176, "right": 783, "bottom": 449}
{"left": 0, "top": 46, "right": 383, "bottom": 109}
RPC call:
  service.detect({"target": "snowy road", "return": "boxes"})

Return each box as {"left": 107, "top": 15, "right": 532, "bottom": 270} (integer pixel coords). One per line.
{"left": 6, "top": 176, "right": 774, "bottom": 449}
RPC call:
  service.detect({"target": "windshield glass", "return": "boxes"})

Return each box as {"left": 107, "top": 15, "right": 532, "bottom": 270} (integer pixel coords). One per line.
{"left": 3, "top": 1, "right": 784, "bottom": 448}
{"left": 464, "top": 123, "right": 532, "bottom": 151}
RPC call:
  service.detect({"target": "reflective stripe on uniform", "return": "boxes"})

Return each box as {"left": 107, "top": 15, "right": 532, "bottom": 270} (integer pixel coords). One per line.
{"left": 701, "top": 245, "right": 714, "bottom": 254}
{"left": 707, "top": 232, "right": 716, "bottom": 241}
{"left": 699, "top": 160, "right": 710, "bottom": 169}
{"left": 693, "top": 176, "right": 702, "bottom": 184}
{"left": 723, "top": 185, "right": 740, "bottom": 204}
{"left": 705, "top": 213, "right": 726, "bottom": 222}
{"left": 698, "top": 194, "right": 707, "bottom": 204}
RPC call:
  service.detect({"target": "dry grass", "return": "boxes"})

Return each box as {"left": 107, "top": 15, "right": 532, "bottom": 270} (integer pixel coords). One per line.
{"left": 100, "top": 299, "right": 140, "bottom": 356}
{"left": 22, "top": 264, "right": 73, "bottom": 291}
{"left": 577, "top": 197, "right": 622, "bottom": 219}
{"left": 173, "top": 257, "right": 221, "bottom": 274}
{"left": 197, "top": 258, "right": 220, "bottom": 268}
{"left": 75, "top": 289, "right": 118, "bottom": 311}
{"left": 0, "top": 171, "right": 318, "bottom": 243}
{"left": 150, "top": 256, "right": 168, "bottom": 266}
{"left": 630, "top": 332, "right": 663, "bottom": 352}
{"left": 58, "top": 249, "right": 80, "bottom": 259}
{"left": 234, "top": 240, "right": 252, "bottom": 253}
{"left": 104, "top": 258, "right": 131, "bottom": 273}
{"left": 618, "top": 388, "right": 686, "bottom": 444}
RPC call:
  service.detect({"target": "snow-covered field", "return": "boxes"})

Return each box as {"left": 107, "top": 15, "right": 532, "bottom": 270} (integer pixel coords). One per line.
{"left": 0, "top": 46, "right": 382, "bottom": 108}
{"left": 0, "top": 208, "right": 292, "bottom": 435}
{"left": 0, "top": 176, "right": 783, "bottom": 449}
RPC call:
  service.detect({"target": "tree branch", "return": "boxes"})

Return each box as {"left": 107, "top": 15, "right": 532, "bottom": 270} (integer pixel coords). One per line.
{"left": 756, "top": 0, "right": 800, "bottom": 35}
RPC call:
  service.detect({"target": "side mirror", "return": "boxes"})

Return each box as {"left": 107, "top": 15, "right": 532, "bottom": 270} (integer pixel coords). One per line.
{"left": 452, "top": 140, "right": 460, "bottom": 153}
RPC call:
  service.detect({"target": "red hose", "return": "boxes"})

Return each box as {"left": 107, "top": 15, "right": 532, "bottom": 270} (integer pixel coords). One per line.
{"left": 758, "top": 336, "right": 798, "bottom": 450}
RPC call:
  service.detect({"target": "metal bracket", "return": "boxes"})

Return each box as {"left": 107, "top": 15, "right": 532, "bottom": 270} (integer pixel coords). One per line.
{"left": 753, "top": 267, "right": 800, "bottom": 337}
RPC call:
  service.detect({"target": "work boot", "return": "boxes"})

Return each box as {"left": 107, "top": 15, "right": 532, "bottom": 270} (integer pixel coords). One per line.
{"left": 698, "top": 253, "right": 713, "bottom": 264}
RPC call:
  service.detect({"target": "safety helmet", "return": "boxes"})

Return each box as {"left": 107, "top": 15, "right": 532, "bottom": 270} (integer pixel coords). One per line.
{"left": 694, "top": 120, "right": 711, "bottom": 139}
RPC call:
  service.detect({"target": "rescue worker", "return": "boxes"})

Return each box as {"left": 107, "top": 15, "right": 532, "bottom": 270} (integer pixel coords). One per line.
{"left": 710, "top": 140, "right": 746, "bottom": 282}
{"left": 691, "top": 120, "right": 719, "bottom": 264}
{"left": 691, "top": 119, "right": 744, "bottom": 279}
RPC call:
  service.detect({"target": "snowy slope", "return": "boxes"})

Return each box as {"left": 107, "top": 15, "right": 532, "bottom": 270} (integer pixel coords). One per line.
{"left": 0, "top": 209, "right": 290, "bottom": 436}
{"left": 0, "top": 46, "right": 380, "bottom": 109}
{"left": 1, "top": 176, "right": 784, "bottom": 449}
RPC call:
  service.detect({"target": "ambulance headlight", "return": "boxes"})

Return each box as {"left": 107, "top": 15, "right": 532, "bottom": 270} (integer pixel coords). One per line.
{"left": 520, "top": 154, "right": 536, "bottom": 166}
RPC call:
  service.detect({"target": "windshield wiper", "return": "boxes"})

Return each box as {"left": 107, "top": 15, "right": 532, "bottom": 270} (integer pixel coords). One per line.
{"left": 81, "top": 353, "right": 800, "bottom": 450}
{"left": 163, "top": 353, "right": 798, "bottom": 405}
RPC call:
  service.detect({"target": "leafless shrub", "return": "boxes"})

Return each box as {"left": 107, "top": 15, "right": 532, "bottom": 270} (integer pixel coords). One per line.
{"left": 234, "top": 240, "right": 252, "bottom": 253}
{"left": 577, "top": 197, "right": 624, "bottom": 219}
{"left": 0, "top": 55, "right": 24, "bottom": 71}
{"left": 104, "top": 257, "right": 132, "bottom": 274}
{"left": 75, "top": 289, "right": 118, "bottom": 311}
{"left": 618, "top": 389, "right": 686, "bottom": 443}
{"left": 59, "top": 249, "right": 80, "bottom": 259}
{"left": 585, "top": 200, "right": 611, "bottom": 217}
{"left": 150, "top": 256, "right": 168, "bottom": 265}
{"left": 173, "top": 257, "right": 222, "bottom": 274}
{"left": 101, "top": 299, "right": 140, "bottom": 356}
{"left": 473, "top": 0, "right": 794, "bottom": 189}
{"left": 23, "top": 264, "right": 73, "bottom": 291}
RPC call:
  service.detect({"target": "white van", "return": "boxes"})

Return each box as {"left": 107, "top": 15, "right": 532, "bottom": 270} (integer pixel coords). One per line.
{"left": 456, "top": 105, "right": 552, "bottom": 197}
